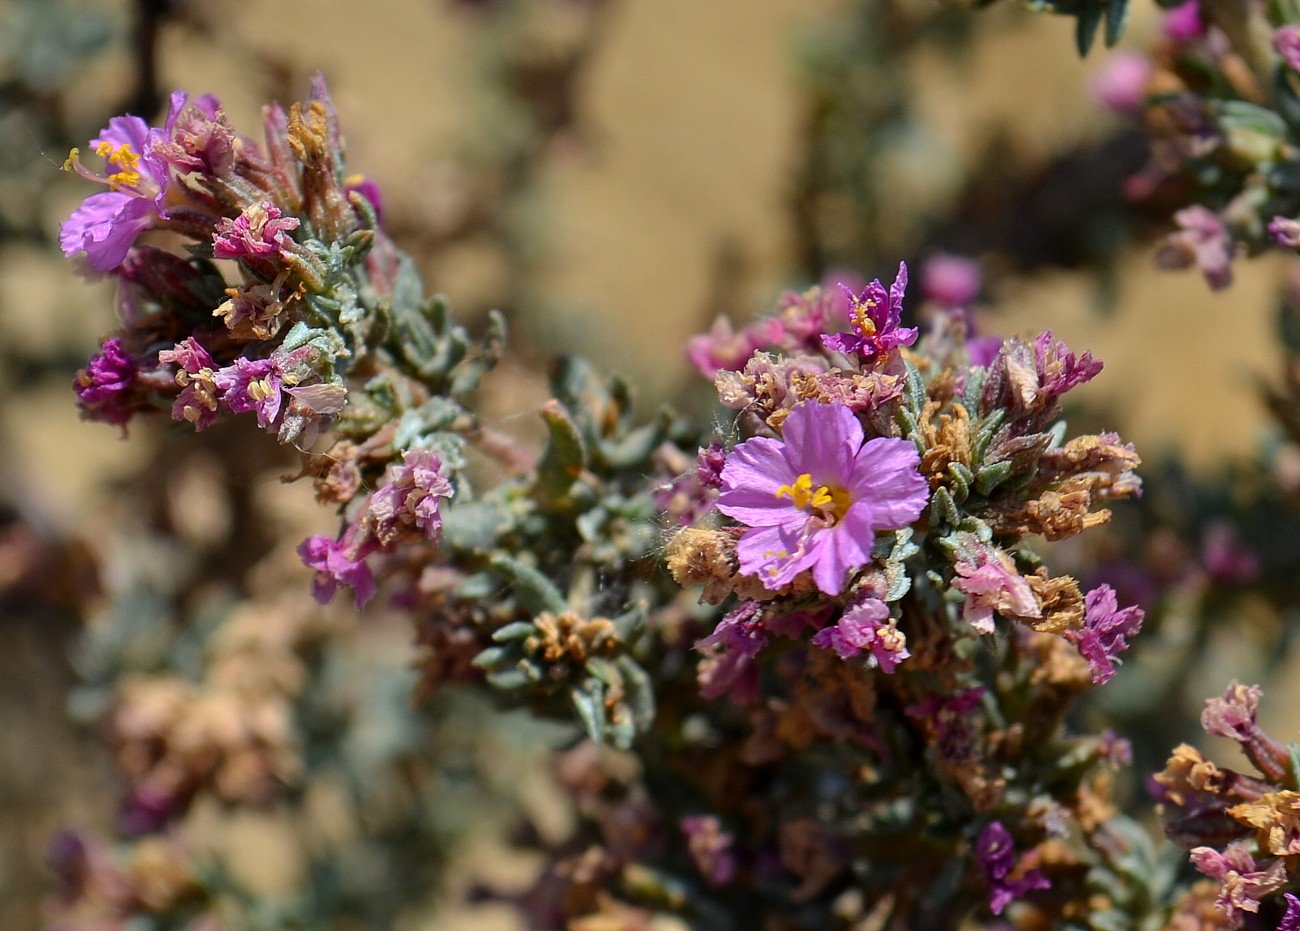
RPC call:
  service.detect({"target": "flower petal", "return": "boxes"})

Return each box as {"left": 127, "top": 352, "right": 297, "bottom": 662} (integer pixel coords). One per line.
{"left": 850, "top": 437, "right": 928, "bottom": 531}
{"left": 782, "top": 402, "right": 861, "bottom": 486}
{"left": 717, "top": 436, "right": 798, "bottom": 526}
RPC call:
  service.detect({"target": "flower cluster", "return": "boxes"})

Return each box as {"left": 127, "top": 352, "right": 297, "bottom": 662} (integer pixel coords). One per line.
{"left": 1093, "top": 0, "right": 1300, "bottom": 289}
{"left": 59, "top": 74, "right": 1167, "bottom": 930}
{"left": 1157, "top": 682, "right": 1300, "bottom": 927}
{"left": 663, "top": 260, "right": 1148, "bottom": 922}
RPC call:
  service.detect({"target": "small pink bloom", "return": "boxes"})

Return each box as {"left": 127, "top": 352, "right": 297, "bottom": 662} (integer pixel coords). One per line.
{"left": 212, "top": 202, "right": 300, "bottom": 260}
{"left": 921, "top": 254, "right": 981, "bottom": 308}
{"left": 1090, "top": 52, "right": 1152, "bottom": 117}
{"left": 952, "top": 552, "right": 1040, "bottom": 634}
{"left": 298, "top": 530, "right": 377, "bottom": 608}
{"left": 688, "top": 316, "right": 759, "bottom": 379}
{"left": 811, "top": 596, "right": 910, "bottom": 672}
{"left": 363, "top": 449, "right": 454, "bottom": 546}
{"left": 1066, "top": 584, "right": 1144, "bottom": 685}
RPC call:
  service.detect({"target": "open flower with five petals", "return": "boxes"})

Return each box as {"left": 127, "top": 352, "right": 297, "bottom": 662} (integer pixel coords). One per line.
{"left": 716, "top": 401, "right": 928, "bottom": 595}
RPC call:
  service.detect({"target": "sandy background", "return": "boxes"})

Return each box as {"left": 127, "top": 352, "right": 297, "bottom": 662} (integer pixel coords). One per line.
{"left": 0, "top": 0, "right": 1290, "bottom": 925}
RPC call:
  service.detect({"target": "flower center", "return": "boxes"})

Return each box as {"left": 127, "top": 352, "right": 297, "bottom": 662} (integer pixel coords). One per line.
{"left": 850, "top": 297, "right": 879, "bottom": 339}
{"left": 64, "top": 141, "right": 156, "bottom": 198}
{"left": 95, "top": 140, "right": 143, "bottom": 189}
{"left": 775, "top": 473, "right": 851, "bottom": 521}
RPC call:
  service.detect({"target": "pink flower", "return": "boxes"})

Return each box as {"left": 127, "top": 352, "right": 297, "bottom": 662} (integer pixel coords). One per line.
{"left": 60, "top": 114, "right": 171, "bottom": 272}
{"left": 214, "top": 355, "right": 286, "bottom": 429}
{"left": 1276, "top": 25, "right": 1300, "bottom": 73}
{"left": 1280, "top": 893, "right": 1300, "bottom": 931}
{"left": 952, "top": 551, "right": 1041, "bottom": 634}
{"left": 1163, "top": 1, "right": 1205, "bottom": 43}
{"left": 716, "top": 401, "right": 928, "bottom": 595}
{"left": 697, "top": 601, "right": 767, "bottom": 704}
{"left": 157, "top": 337, "right": 221, "bottom": 430}
{"left": 363, "top": 449, "right": 453, "bottom": 546}
{"left": 1156, "top": 205, "right": 1234, "bottom": 291}
{"left": 297, "top": 530, "right": 377, "bottom": 608}
{"left": 681, "top": 815, "right": 737, "bottom": 887}
{"left": 688, "top": 316, "right": 759, "bottom": 379}
{"left": 212, "top": 202, "right": 300, "bottom": 260}
{"left": 1201, "top": 681, "right": 1262, "bottom": 742}
{"left": 811, "top": 596, "right": 910, "bottom": 672}
{"left": 822, "top": 262, "right": 918, "bottom": 361}
{"left": 1065, "top": 584, "right": 1144, "bottom": 685}
{"left": 1090, "top": 52, "right": 1152, "bottom": 117}
{"left": 1188, "top": 843, "right": 1287, "bottom": 927}
{"left": 921, "top": 254, "right": 981, "bottom": 308}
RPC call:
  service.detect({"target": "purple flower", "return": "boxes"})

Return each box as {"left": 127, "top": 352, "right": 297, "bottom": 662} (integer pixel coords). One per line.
{"left": 975, "top": 822, "right": 1050, "bottom": 916}
{"left": 1156, "top": 205, "right": 1234, "bottom": 291}
{"left": 681, "top": 815, "right": 737, "bottom": 887}
{"left": 363, "top": 449, "right": 454, "bottom": 546}
{"left": 1201, "top": 521, "right": 1259, "bottom": 585}
{"left": 297, "top": 530, "right": 377, "bottom": 608}
{"left": 822, "top": 262, "right": 918, "bottom": 361}
{"left": 811, "top": 596, "right": 909, "bottom": 672}
{"left": 697, "top": 601, "right": 768, "bottom": 703}
{"left": 60, "top": 114, "right": 171, "bottom": 272}
{"left": 921, "top": 254, "right": 981, "bottom": 308}
{"left": 1163, "top": 0, "right": 1205, "bottom": 42}
{"left": 1201, "top": 681, "right": 1262, "bottom": 743}
{"left": 157, "top": 337, "right": 221, "bottom": 430}
{"left": 214, "top": 355, "right": 285, "bottom": 428}
{"left": 1065, "top": 584, "right": 1144, "bottom": 685}
{"left": 74, "top": 338, "right": 138, "bottom": 427}
{"left": 1188, "top": 844, "right": 1287, "bottom": 927}
{"left": 716, "top": 401, "right": 928, "bottom": 595}
{"left": 1090, "top": 51, "right": 1152, "bottom": 117}
{"left": 1270, "top": 216, "right": 1300, "bottom": 251}
{"left": 1277, "top": 25, "right": 1300, "bottom": 73}
{"left": 688, "top": 316, "right": 759, "bottom": 379}
{"left": 1280, "top": 893, "right": 1300, "bottom": 931}
{"left": 212, "top": 202, "right": 300, "bottom": 260}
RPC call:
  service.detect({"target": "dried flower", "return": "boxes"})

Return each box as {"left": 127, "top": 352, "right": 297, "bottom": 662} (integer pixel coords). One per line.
{"left": 362, "top": 449, "right": 454, "bottom": 546}
{"left": 1187, "top": 844, "right": 1286, "bottom": 927}
{"left": 212, "top": 202, "right": 300, "bottom": 260}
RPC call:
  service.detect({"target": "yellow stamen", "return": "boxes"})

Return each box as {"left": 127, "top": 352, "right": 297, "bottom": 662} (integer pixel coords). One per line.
{"left": 776, "top": 473, "right": 851, "bottom": 521}
{"left": 94, "top": 141, "right": 142, "bottom": 190}
{"left": 63, "top": 147, "right": 79, "bottom": 172}
{"left": 776, "top": 473, "right": 816, "bottom": 509}
{"left": 851, "top": 297, "right": 879, "bottom": 338}
{"left": 248, "top": 377, "right": 274, "bottom": 402}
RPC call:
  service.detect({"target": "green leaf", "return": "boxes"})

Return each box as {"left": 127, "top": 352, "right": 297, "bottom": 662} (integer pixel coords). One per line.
{"left": 536, "top": 399, "right": 588, "bottom": 507}
{"left": 489, "top": 554, "right": 567, "bottom": 616}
